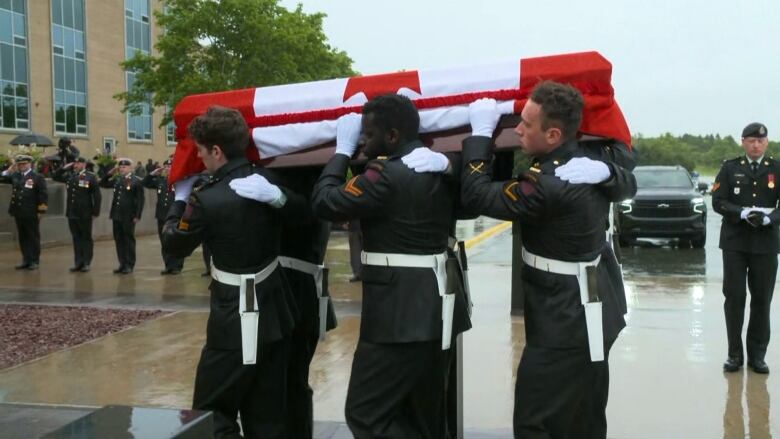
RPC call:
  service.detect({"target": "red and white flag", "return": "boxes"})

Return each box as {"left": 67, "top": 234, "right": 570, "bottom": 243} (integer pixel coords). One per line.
{"left": 169, "top": 51, "right": 631, "bottom": 184}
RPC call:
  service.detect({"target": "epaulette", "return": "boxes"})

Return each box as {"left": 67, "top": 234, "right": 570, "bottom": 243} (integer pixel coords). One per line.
{"left": 376, "top": 156, "right": 389, "bottom": 161}
{"left": 529, "top": 165, "right": 542, "bottom": 173}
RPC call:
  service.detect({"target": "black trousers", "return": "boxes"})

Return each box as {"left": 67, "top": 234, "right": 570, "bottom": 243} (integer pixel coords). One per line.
{"left": 157, "top": 220, "right": 183, "bottom": 270}
{"left": 14, "top": 216, "right": 40, "bottom": 264}
{"left": 346, "top": 339, "right": 446, "bottom": 439}
{"left": 193, "top": 338, "right": 291, "bottom": 439}
{"left": 112, "top": 220, "right": 136, "bottom": 269}
{"left": 68, "top": 218, "right": 93, "bottom": 267}
{"left": 513, "top": 346, "right": 610, "bottom": 439}
{"left": 285, "top": 314, "right": 320, "bottom": 438}
{"left": 722, "top": 250, "right": 777, "bottom": 361}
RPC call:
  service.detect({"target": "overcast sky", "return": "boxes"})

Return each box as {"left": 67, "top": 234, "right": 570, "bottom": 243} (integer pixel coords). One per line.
{"left": 279, "top": 0, "right": 778, "bottom": 139}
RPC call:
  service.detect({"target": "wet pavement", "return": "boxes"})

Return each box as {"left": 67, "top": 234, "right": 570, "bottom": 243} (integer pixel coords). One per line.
{"left": 0, "top": 200, "right": 779, "bottom": 438}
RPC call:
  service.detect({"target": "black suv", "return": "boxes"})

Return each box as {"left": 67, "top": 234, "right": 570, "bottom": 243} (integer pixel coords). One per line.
{"left": 615, "top": 165, "right": 707, "bottom": 248}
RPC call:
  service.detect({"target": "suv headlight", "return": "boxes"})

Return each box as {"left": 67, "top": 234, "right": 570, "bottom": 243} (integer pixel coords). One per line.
{"left": 618, "top": 199, "right": 633, "bottom": 214}
{"left": 691, "top": 197, "right": 705, "bottom": 214}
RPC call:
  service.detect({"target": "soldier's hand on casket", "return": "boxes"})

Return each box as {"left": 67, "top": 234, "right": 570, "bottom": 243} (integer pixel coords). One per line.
{"left": 401, "top": 147, "right": 451, "bottom": 173}
{"left": 555, "top": 157, "right": 612, "bottom": 184}
{"left": 229, "top": 174, "right": 283, "bottom": 204}
{"left": 469, "top": 98, "right": 500, "bottom": 138}
{"left": 174, "top": 175, "right": 199, "bottom": 202}
{"left": 335, "top": 113, "right": 363, "bottom": 157}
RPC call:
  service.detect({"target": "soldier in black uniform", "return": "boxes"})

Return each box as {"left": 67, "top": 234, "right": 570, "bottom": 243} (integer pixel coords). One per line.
{"left": 459, "top": 83, "right": 635, "bottom": 439}
{"left": 161, "top": 106, "right": 308, "bottom": 438}
{"left": 142, "top": 158, "right": 183, "bottom": 275}
{"left": 312, "top": 94, "right": 460, "bottom": 438}
{"left": 100, "top": 158, "right": 144, "bottom": 274}
{"left": 0, "top": 155, "right": 48, "bottom": 270}
{"left": 53, "top": 156, "right": 101, "bottom": 272}
{"left": 712, "top": 122, "right": 778, "bottom": 375}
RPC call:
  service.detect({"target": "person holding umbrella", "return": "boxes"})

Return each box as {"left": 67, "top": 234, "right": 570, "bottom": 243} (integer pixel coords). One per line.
{"left": 0, "top": 155, "right": 48, "bottom": 270}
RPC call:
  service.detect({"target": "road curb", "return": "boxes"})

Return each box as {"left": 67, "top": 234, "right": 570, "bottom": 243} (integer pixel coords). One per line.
{"left": 464, "top": 221, "right": 512, "bottom": 249}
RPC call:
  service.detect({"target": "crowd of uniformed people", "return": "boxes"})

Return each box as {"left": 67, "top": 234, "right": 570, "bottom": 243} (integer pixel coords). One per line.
{"left": 1, "top": 80, "right": 776, "bottom": 439}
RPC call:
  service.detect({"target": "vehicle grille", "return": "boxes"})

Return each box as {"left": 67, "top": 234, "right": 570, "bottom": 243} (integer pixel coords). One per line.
{"left": 632, "top": 200, "right": 694, "bottom": 218}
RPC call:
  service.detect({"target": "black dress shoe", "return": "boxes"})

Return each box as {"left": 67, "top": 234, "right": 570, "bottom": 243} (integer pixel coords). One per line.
{"left": 69, "top": 265, "right": 83, "bottom": 272}
{"left": 113, "top": 266, "right": 125, "bottom": 274}
{"left": 748, "top": 359, "right": 770, "bottom": 374}
{"left": 723, "top": 357, "right": 744, "bottom": 372}
{"left": 79, "top": 265, "right": 91, "bottom": 272}
{"left": 349, "top": 275, "right": 361, "bottom": 282}
{"left": 169, "top": 269, "right": 182, "bottom": 275}
{"left": 15, "top": 263, "right": 29, "bottom": 270}
{"left": 160, "top": 269, "right": 172, "bottom": 275}
{"left": 27, "top": 263, "right": 39, "bottom": 271}
{"left": 120, "top": 267, "right": 133, "bottom": 274}
{"left": 201, "top": 271, "right": 211, "bottom": 277}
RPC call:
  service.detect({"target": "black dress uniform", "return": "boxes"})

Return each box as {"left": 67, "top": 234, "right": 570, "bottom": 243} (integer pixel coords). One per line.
{"left": 312, "top": 140, "right": 458, "bottom": 438}
{"left": 0, "top": 163, "right": 48, "bottom": 269}
{"left": 53, "top": 163, "right": 101, "bottom": 270}
{"left": 142, "top": 172, "right": 183, "bottom": 273}
{"left": 100, "top": 171, "right": 144, "bottom": 272}
{"left": 460, "top": 136, "right": 636, "bottom": 439}
{"left": 712, "top": 154, "right": 780, "bottom": 368}
{"left": 161, "top": 158, "right": 308, "bottom": 438}
{"left": 275, "top": 166, "right": 338, "bottom": 438}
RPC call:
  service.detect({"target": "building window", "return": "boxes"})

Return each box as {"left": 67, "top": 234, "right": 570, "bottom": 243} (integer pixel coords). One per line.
{"left": 0, "top": 0, "right": 29, "bottom": 130}
{"left": 52, "top": 0, "right": 87, "bottom": 135}
{"left": 124, "top": 0, "right": 151, "bottom": 141}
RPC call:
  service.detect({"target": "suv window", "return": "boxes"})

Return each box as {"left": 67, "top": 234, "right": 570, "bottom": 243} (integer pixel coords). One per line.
{"left": 634, "top": 170, "right": 692, "bottom": 188}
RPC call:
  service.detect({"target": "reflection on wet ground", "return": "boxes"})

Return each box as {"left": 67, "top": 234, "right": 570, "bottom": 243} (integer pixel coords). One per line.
{"left": 1, "top": 207, "right": 779, "bottom": 437}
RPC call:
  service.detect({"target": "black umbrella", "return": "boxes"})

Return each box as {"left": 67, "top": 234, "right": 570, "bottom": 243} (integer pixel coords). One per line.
{"left": 9, "top": 133, "right": 55, "bottom": 146}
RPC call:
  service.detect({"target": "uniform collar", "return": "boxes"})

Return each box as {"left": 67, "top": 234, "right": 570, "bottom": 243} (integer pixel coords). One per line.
{"left": 388, "top": 139, "right": 424, "bottom": 160}
{"left": 746, "top": 155, "right": 765, "bottom": 165}
{"left": 22, "top": 169, "right": 32, "bottom": 177}
{"left": 213, "top": 157, "right": 250, "bottom": 180}
{"left": 532, "top": 139, "right": 579, "bottom": 170}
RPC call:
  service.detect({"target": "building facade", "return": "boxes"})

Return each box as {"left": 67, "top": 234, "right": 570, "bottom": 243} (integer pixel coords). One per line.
{"left": 0, "top": 0, "right": 174, "bottom": 164}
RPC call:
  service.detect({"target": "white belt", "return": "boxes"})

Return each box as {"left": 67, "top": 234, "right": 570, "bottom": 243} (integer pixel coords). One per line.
{"left": 278, "top": 256, "right": 329, "bottom": 341}
{"left": 361, "top": 250, "right": 454, "bottom": 350}
{"left": 521, "top": 247, "right": 604, "bottom": 362}
{"left": 211, "top": 259, "right": 279, "bottom": 365}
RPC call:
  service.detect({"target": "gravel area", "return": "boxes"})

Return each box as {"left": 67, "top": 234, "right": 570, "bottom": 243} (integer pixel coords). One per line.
{"left": 0, "top": 305, "right": 166, "bottom": 370}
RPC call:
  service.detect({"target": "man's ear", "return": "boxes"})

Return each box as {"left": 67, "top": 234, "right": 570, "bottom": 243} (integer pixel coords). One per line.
{"left": 386, "top": 128, "right": 401, "bottom": 146}
{"left": 212, "top": 144, "right": 224, "bottom": 159}
{"left": 545, "top": 127, "right": 562, "bottom": 145}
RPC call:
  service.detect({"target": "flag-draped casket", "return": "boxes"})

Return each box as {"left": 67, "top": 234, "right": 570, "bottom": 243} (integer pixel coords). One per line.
{"left": 169, "top": 51, "right": 630, "bottom": 184}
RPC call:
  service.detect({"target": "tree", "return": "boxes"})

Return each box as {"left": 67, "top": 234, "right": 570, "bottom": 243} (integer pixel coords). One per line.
{"left": 115, "top": 0, "right": 356, "bottom": 126}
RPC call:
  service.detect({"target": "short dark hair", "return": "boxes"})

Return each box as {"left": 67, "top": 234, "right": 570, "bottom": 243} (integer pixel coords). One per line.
{"left": 362, "top": 94, "right": 420, "bottom": 141}
{"left": 530, "top": 81, "right": 584, "bottom": 141}
{"left": 187, "top": 106, "right": 249, "bottom": 160}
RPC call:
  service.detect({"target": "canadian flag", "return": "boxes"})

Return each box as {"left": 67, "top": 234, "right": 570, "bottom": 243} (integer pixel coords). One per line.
{"left": 169, "top": 51, "right": 631, "bottom": 184}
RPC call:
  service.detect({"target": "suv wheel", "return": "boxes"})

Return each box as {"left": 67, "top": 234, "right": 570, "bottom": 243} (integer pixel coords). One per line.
{"left": 691, "top": 233, "right": 706, "bottom": 248}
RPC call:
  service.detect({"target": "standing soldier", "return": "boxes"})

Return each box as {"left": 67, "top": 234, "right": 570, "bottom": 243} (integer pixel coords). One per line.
{"left": 713, "top": 122, "right": 778, "bottom": 375}
{"left": 162, "top": 106, "right": 309, "bottom": 437}
{"left": 53, "top": 157, "right": 101, "bottom": 272}
{"left": 0, "top": 155, "right": 47, "bottom": 270}
{"left": 311, "top": 94, "right": 458, "bottom": 438}
{"left": 100, "top": 158, "right": 144, "bottom": 274}
{"left": 143, "top": 158, "right": 183, "bottom": 275}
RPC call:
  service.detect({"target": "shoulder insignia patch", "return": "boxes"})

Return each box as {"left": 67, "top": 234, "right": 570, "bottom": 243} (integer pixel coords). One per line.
{"left": 468, "top": 162, "right": 485, "bottom": 175}
{"left": 178, "top": 219, "right": 189, "bottom": 231}
{"left": 364, "top": 167, "right": 382, "bottom": 184}
{"left": 711, "top": 182, "right": 720, "bottom": 192}
{"left": 344, "top": 176, "right": 364, "bottom": 197}
{"left": 503, "top": 181, "right": 519, "bottom": 201}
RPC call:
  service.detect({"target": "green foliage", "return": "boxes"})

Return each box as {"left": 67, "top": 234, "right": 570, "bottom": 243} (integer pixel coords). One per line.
{"left": 115, "top": 0, "right": 356, "bottom": 126}
{"left": 633, "top": 133, "right": 780, "bottom": 174}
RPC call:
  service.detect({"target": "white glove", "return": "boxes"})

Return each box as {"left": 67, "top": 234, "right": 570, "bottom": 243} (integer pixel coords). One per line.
{"left": 173, "top": 175, "right": 199, "bottom": 202}
{"left": 229, "top": 173, "right": 283, "bottom": 204}
{"left": 740, "top": 208, "right": 753, "bottom": 221}
{"left": 401, "top": 147, "right": 451, "bottom": 173}
{"left": 335, "top": 113, "right": 363, "bottom": 157}
{"left": 555, "top": 157, "right": 612, "bottom": 184}
{"left": 763, "top": 216, "right": 771, "bottom": 226}
{"left": 469, "top": 98, "right": 500, "bottom": 138}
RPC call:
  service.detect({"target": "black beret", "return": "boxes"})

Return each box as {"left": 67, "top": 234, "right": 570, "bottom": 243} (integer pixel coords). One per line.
{"left": 742, "top": 122, "right": 768, "bottom": 138}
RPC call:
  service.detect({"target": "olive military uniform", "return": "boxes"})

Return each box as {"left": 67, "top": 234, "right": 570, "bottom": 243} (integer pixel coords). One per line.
{"left": 461, "top": 136, "right": 636, "bottom": 439}
{"left": 161, "top": 158, "right": 308, "bottom": 438}
{"left": 712, "top": 155, "right": 780, "bottom": 365}
{"left": 53, "top": 165, "right": 101, "bottom": 269}
{"left": 142, "top": 172, "right": 183, "bottom": 273}
{"left": 100, "top": 172, "right": 144, "bottom": 271}
{"left": 0, "top": 166, "right": 48, "bottom": 268}
{"left": 312, "top": 140, "right": 464, "bottom": 438}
